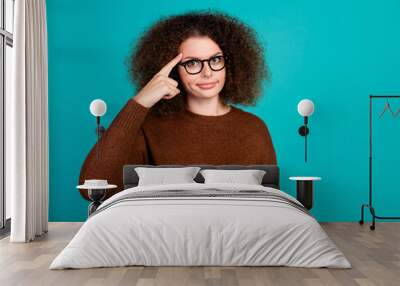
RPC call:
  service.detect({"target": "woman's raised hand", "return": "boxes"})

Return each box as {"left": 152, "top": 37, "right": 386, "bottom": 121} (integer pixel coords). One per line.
{"left": 133, "top": 53, "right": 183, "bottom": 108}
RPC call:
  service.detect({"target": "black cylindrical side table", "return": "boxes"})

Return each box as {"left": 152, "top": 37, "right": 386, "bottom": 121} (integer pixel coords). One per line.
{"left": 289, "top": 177, "right": 321, "bottom": 210}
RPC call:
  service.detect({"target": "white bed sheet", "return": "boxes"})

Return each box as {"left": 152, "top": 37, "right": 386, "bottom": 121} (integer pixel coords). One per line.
{"left": 50, "top": 183, "right": 351, "bottom": 269}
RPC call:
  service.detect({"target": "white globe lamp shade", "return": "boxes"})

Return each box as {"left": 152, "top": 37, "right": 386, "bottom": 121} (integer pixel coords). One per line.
{"left": 297, "top": 99, "right": 314, "bottom": 117}
{"left": 90, "top": 99, "right": 107, "bottom": 117}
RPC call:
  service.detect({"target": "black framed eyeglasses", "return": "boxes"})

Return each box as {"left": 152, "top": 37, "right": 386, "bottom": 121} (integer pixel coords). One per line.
{"left": 178, "top": 55, "right": 228, "bottom": 75}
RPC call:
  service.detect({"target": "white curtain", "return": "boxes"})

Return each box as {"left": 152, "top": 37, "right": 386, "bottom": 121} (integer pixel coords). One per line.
{"left": 7, "top": 0, "right": 49, "bottom": 242}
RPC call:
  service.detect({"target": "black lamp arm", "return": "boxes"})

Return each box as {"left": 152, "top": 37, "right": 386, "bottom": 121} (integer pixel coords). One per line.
{"left": 95, "top": 116, "right": 106, "bottom": 137}
{"left": 298, "top": 116, "right": 309, "bottom": 136}
{"left": 298, "top": 116, "right": 310, "bottom": 162}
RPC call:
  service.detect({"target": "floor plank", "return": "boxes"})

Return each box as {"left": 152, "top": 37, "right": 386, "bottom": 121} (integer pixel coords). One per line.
{"left": 0, "top": 222, "right": 399, "bottom": 286}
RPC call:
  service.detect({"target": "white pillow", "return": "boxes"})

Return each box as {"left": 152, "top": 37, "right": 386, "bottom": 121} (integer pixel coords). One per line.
{"left": 135, "top": 167, "right": 201, "bottom": 186}
{"left": 200, "top": 169, "right": 266, "bottom": 185}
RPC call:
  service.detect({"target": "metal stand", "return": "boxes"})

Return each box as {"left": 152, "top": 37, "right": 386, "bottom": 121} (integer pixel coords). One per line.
{"left": 359, "top": 95, "right": 400, "bottom": 230}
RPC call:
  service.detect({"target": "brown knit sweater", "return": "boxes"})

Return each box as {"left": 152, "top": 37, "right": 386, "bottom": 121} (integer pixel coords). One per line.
{"left": 78, "top": 98, "right": 277, "bottom": 200}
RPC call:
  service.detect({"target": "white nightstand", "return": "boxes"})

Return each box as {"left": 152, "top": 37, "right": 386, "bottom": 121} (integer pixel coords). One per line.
{"left": 289, "top": 176, "right": 321, "bottom": 210}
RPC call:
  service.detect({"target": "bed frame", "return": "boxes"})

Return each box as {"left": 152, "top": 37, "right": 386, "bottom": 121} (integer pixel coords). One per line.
{"left": 123, "top": 165, "right": 280, "bottom": 190}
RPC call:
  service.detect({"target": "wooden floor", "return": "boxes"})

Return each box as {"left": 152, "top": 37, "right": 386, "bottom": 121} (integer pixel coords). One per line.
{"left": 0, "top": 222, "right": 399, "bottom": 286}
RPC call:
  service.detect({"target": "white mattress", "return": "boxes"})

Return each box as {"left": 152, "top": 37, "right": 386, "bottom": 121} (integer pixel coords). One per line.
{"left": 50, "top": 183, "right": 351, "bottom": 269}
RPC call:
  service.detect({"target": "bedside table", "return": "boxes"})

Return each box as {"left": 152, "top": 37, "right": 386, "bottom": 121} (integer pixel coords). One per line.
{"left": 77, "top": 181, "right": 117, "bottom": 216}
{"left": 289, "top": 176, "right": 321, "bottom": 210}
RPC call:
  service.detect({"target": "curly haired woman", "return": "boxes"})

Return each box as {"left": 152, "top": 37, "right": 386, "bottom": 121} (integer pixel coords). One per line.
{"left": 79, "top": 11, "right": 277, "bottom": 200}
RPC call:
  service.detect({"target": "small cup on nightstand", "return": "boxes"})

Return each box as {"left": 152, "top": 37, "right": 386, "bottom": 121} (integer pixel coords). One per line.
{"left": 77, "top": 180, "right": 117, "bottom": 216}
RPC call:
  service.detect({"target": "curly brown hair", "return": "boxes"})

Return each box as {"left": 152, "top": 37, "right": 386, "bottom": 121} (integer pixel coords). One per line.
{"left": 127, "top": 10, "right": 269, "bottom": 116}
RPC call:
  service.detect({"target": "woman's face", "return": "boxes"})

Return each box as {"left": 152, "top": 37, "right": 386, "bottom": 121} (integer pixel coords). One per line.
{"left": 177, "top": 36, "right": 226, "bottom": 100}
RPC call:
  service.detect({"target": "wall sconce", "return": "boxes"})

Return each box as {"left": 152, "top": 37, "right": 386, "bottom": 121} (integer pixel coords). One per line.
{"left": 89, "top": 99, "right": 107, "bottom": 160}
{"left": 297, "top": 99, "right": 315, "bottom": 162}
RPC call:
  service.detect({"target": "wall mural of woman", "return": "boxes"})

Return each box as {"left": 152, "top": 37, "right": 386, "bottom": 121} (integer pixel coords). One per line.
{"left": 78, "top": 11, "right": 277, "bottom": 200}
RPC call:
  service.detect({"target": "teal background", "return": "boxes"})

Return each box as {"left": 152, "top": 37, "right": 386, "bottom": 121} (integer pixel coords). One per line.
{"left": 47, "top": 0, "right": 400, "bottom": 222}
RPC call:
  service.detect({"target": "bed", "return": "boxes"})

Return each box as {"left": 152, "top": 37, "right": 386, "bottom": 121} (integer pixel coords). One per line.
{"left": 50, "top": 164, "right": 351, "bottom": 269}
